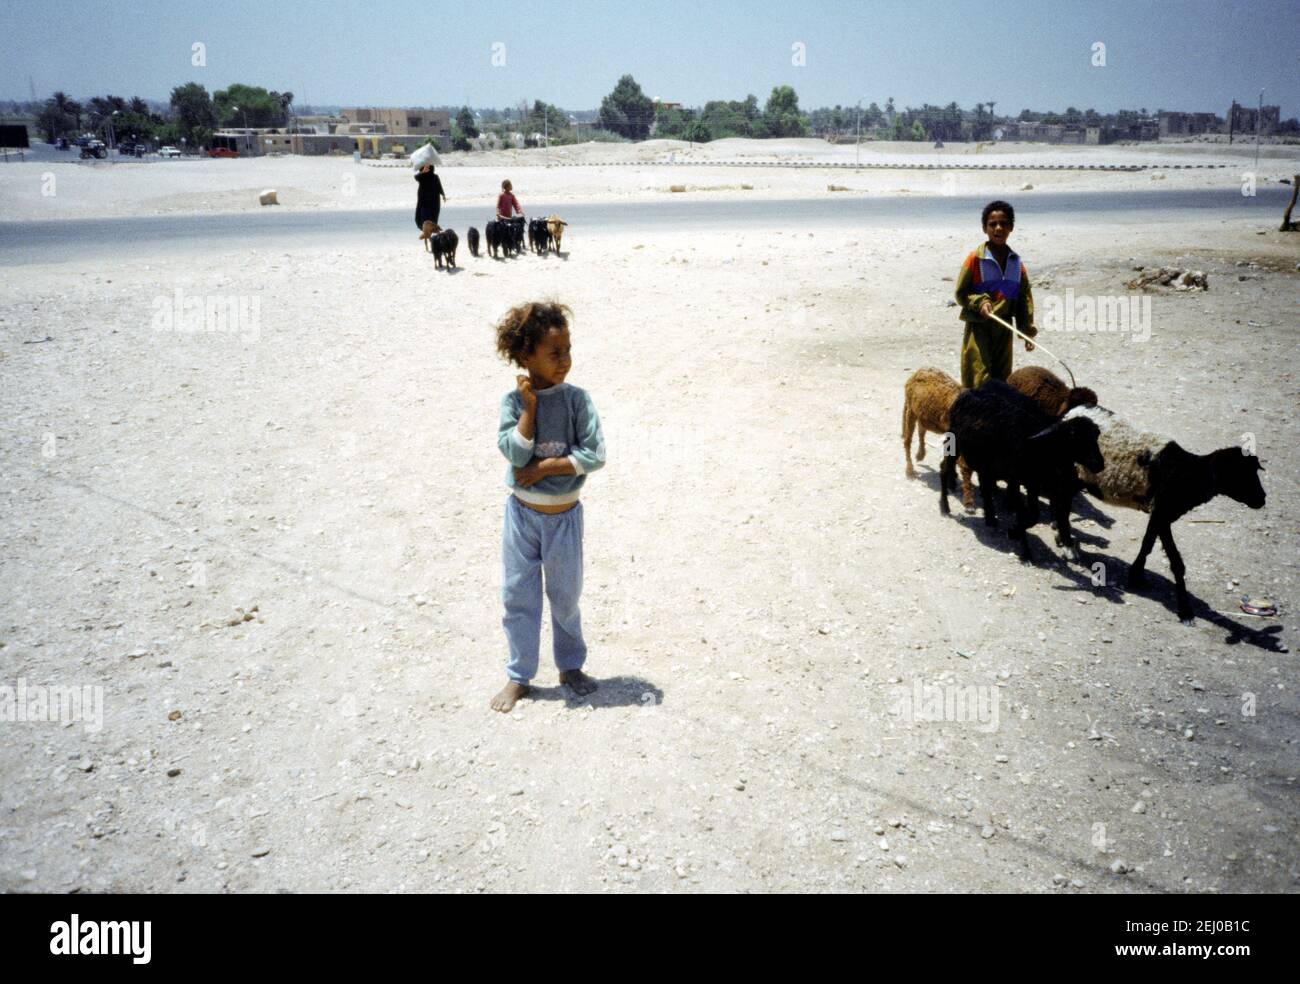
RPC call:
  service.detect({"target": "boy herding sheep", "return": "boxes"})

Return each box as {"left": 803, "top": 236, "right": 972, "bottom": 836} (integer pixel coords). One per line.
{"left": 954, "top": 201, "right": 1038, "bottom": 388}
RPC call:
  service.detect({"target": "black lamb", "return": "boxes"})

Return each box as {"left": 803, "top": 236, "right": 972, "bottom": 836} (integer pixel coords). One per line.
{"left": 507, "top": 217, "right": 526, "bottom": 256}
{"left": 529, "top": 217, "right": 552, "bottom": 253}
{"left": 430, "top": 228, "right": 458, "bottom": 270}
{"left": 1064, "top": 404, "right": 1267, "bottom": 622}
{"left": 941, "top": 380, "right": 1104, "bottom": 563}
{"left": 485, "top": 220, "right": 504, "bottom": 259}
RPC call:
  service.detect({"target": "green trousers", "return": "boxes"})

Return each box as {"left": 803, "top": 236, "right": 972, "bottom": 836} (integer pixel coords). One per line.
{"left": 960, "top": 321, "right": 1012, "bottom": 389}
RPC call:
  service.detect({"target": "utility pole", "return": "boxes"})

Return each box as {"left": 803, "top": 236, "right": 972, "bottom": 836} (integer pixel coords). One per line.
{"left": 856, "top": 99, "right": 862, "bottom": 166}
{"left": 231, "top": 104, "right": 250, "bottom": 152}
{"left": 855, "top": 95, "right": 870, "bottom": 165}
{"left": 1255, "top": 88, "right": 1264, "bottom": 171}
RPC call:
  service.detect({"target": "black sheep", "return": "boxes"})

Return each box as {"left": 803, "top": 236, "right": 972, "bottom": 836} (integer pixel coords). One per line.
{"left": 507, "top": 217, "right": 526, "bottom": 256}
{"left": 467, "top": 226, "right": 480, "bottom": 257}
{"left": 941, "top": 380, "right": 1104, "bottom": 563}
{"left": 529, "top": 217, "right": 552, "bottom": 254}
{"left": 1064, "top": 404, "right": 1267, "bottom": 622}
{"left": 485, "top": 220, "right": 503, "bottom": 259}
{"left": 431, "top": 228, "right": 458, "bottom": 270}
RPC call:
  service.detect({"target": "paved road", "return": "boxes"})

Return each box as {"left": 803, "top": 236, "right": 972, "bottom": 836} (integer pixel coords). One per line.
{"left": 0, "top": 187, "right": 1289, "bottom": 266}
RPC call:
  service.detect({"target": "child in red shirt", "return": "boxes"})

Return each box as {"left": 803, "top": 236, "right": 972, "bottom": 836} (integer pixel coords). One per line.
{"left": 496, "top": 179, "right": 523, "bottom": 220}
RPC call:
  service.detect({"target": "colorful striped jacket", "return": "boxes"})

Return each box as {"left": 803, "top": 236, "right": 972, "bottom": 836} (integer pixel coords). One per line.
{"left": 955, "top": 242, "right": 1036, "bottom": 335}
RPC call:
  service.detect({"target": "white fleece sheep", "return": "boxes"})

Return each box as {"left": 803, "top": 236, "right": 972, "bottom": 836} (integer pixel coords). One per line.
{"left": 1064, "top": 405, "right": 1168, "bottom": 511}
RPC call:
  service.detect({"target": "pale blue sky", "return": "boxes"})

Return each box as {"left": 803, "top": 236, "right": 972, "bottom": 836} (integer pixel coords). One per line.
{"left": 3, "top": 0, "right": 1296, "bottom": 115}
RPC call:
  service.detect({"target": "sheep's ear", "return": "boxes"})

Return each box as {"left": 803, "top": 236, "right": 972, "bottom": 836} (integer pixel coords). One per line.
{"left": 1027, "top": 425, "right": 1055, "bottom": 443}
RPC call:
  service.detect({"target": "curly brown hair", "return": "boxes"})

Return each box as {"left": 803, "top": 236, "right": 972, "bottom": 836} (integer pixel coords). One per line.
{"left": 494, "top": 301, "right": 572, "bottom": 367}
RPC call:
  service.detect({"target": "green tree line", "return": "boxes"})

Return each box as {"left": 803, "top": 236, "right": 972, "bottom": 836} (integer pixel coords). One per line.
{"left": 37, "top": 82, "right": 293, "bottom": 150}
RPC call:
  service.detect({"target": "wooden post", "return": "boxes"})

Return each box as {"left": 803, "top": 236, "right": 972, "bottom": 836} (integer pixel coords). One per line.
{"left": 1274, "top": 175, "right": 1294, "bottom": 231}
{"left": 1281, "top": 175, "right": 1299, "bottom": 231}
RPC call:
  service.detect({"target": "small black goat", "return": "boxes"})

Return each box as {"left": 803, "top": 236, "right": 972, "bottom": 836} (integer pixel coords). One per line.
{"left": 1065, "top": 405, "right": 1266, "bottom": 622}
{"left": 466, "top": 226, "right": 480, "bottom": 257}
{"left": 506, "top": 217, "right": 526, "bottom": 256}
{"left": 430, "top": 228, "right": 458, "bottom": 269}
{"left": 941, "top": 380, "right": 1104, "bottom": 563}
{"left": 529, "top": 217, "right": 552, "bottom": 254}
{"left": 485, "top": 220, "right": 504, "bottom": 258}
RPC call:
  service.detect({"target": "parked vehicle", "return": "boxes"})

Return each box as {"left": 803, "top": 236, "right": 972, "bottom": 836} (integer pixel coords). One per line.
{"left": 79, "top": 139, "right": 106, "bottom": 159}
{"left": 207, "top": 147, "right": 238, "bottom": 158}
{"left": 158, "top": 145, "right": 181, "bottom": 158}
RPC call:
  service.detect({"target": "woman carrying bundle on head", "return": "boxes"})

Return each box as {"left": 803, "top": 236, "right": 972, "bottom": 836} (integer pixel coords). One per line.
{"left": 415, "top": 162, "right": 447, "bottom": 241}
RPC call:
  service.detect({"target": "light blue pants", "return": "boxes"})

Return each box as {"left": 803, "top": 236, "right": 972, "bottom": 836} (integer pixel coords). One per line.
{"left": 501, "top": 495, "right": 587, "bottom": 684}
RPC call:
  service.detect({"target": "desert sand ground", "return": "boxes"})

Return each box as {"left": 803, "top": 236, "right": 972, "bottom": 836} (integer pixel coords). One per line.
{"left": 1, "top": 140, "right": 1298, "bottom": 893}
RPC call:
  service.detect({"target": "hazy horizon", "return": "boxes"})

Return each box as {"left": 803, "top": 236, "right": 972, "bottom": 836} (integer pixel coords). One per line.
{"left": 2, "top": 0, "right": 1297, "bottom": 116}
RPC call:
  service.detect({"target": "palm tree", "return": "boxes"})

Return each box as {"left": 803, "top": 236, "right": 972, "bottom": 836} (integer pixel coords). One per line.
{"left": 51, "top": 91, "right": 82, "bottom": 130}
{"left": 129, "top": 96, "right": 148, "bottom": 115}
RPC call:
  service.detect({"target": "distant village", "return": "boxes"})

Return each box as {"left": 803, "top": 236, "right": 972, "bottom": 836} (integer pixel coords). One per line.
{"left": 169, "top": 98, "right": 1297, "bottom": 158}
{"left": 1, "top": 78, "right": 1293, "bottom": 159}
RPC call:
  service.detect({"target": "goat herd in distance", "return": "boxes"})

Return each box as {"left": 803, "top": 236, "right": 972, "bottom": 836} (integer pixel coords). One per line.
{"left": 419, "top": 214, "right": 569, "bottom": 270}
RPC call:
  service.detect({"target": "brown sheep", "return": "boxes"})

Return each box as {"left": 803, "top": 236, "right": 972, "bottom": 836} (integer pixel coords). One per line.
{"left": 546, "top": 214, "right": 568, "bottom": 253}
{"left": 902, "top": 367, "right": 974, "bottom": 508}
{"left": 419, "top": 219, "right": 438, "bottom": 253}
{"left": 1007, "top": 366, "right": 1098, "bottom": 419}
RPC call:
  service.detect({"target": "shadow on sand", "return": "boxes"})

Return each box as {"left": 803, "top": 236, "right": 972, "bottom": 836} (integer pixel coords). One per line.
{"left": 916, "top": 468, "right": 1285, "bottom": 652}
{"left": 522, "top": 675, "right": 664, "bottom": 710}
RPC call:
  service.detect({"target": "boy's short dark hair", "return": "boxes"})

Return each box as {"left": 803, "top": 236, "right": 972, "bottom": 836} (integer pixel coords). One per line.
{"left": 982, "top": 200, "right": 1014, "bottom": 228}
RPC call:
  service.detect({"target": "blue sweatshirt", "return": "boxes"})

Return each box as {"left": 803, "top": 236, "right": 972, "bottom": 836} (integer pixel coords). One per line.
{"left": 498, "top": 382, "right": 606, "bottom": 505}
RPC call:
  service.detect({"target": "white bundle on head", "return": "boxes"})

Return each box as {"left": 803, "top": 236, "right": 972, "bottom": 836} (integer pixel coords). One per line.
{"left": 410, "top": 142, "right": 442, "bottom": 169}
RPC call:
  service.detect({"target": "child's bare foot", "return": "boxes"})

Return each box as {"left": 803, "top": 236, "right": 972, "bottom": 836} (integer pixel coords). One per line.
{"left": 490, "top": 681, "right": 529, "bottom": 712}
{"left": 559, "top": 669, "right": 598, "bottom": 696}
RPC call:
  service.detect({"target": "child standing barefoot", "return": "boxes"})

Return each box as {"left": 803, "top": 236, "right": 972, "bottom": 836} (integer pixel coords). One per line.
{"left": 491, "top": 302, "right": 606, "bottom": 713}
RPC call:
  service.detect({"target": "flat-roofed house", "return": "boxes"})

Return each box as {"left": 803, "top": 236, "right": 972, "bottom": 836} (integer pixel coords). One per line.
{"left": 341, "top": 108, "right": 451, "bottom": 150}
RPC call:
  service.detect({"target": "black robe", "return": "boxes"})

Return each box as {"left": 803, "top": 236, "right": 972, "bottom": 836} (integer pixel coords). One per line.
{"left": 414, "top": 170, "right": 444, "bottom": 228}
